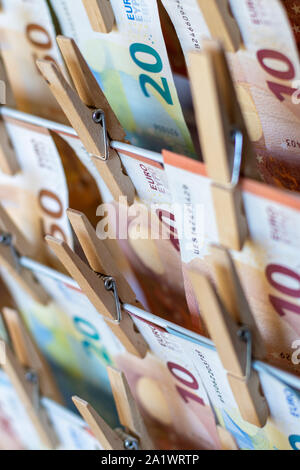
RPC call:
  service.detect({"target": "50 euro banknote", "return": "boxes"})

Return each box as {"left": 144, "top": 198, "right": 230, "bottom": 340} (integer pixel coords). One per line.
{"left": 0, "top": 0, "right": 66, "bottom": 121}
{"left": 0, "top": 115, "right": 73, "bottom": 266}
{"left": 161, "top": 0, "right": 300, "bottom": 191}
{"left": 49, "top": 0, "right": 195, "bottom": 157}
{"left": 163, "top": 149, "right": 300, "bottom": 375}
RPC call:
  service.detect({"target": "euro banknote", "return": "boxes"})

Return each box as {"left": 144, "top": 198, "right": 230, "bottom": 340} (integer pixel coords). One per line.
{"left": 0, "top": 369, "right": 42, "bottom": 449}
{"left": 0, "top": 260, "right": 121, "bottom": 428}
{"left": 0, "top": 109, "right": 190, "bottom": 329}
{"left": 163, "top": 149, "right": 300, "bottom": 375}
{"left": 0, "top": 115, "right": 73, "bottom": 266}
{"left": 3, "top": 255, "right": 300, "bottom": 450}
{"left": 96, "top": 143, "right": 194, "bottom": 329}
{"left": 49, "top": 0, "right": 195, "bottom": 157}
{"left": 161, "top": 0, "right": 300, "bottom": 191}
{"left": 49, "top": 118, "right": 192, "bottom": 327}
{"left": 0, "top": 0, "right": 66, "bottom": 121}
{"left": 1, "top": 258, "right": 221, "bottom": 450}
{"left": 133, "top": 312, "right": 300, "bottom": 450}
{"left": 42, "top": 398, "right": 102, "bottom": 450}
{"left": 0, "top": 112, "right": 110, "bottom": 267}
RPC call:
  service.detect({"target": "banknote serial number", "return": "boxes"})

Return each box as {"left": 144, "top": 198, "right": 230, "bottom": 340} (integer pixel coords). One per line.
{"left": 284, "top": 139, "right": 300, "bottom": 149}
{"left": 174, "top": 0, "right": 201, "bottom": 50}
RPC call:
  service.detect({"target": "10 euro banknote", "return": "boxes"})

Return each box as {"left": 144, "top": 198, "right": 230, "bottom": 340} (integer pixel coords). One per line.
{"left": 164, "top": 149, "right": 300, "bottom": 375}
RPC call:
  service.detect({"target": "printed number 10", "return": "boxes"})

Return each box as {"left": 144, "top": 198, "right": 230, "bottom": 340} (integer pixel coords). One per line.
{"left": 130, "top": 43, "right": 173, "bottom": 105}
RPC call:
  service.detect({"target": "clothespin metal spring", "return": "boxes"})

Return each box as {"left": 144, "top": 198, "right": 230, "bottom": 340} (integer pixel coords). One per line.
{"left": 115, "top": 428, "right": 139, "bottom": 450}
{"left": 230, "top": 129, "right": 243, "bottom": 188}
{"left": 0, "top": 231, "right": 21, "bottom": 273}
{"left": 25, "top": 369, "right": 40, "bottom": 412}
{"left": 237, "top": 326, "right": 252, "bottom": 382}
{"left": 95, "top": 272, "right": 122, "bottom": 324}
{"left": 214, "top": 128, "right": 243, "bottom": 190}
{"left": 92, "top": 109, "right": 109, "bottom": 162}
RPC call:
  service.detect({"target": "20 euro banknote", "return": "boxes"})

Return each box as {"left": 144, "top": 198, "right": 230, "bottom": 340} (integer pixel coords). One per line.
{"left": 49, "top": 0, "right": 195, "bottom": 157}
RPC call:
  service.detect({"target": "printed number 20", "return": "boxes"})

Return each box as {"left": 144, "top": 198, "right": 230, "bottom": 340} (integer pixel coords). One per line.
{"left": 130, "top": 43, "right": 173, "bottom": 105}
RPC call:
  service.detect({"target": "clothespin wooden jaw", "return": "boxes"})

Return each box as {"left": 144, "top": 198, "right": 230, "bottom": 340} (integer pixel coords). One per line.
{"left": 188, "top": 245, "right": 269, "bottom": 427}
{"left": 45, "top": 209, "right": 148, "bottom": 358}
{"left": 0, "top": 52, "right": 16, "bottom": 108}
{"left": 0, "top": 339, "right": 59, "bottom": 449}
{"left": 2, "top": 307, "right": 63, "bottom": 404}
{"left": 197, "top": 0, "right": 242, "bottom": 53}
{"left": 188, "top": 40, "right": 259, "bottom": 250}
{"left": 67, "top": 208, "right": 137, "bottom": 305}
{"left": 36, "top": 36, "right": 135, "bottom": 206}
{"left": 0, "top": 203, "right": 49, "bottom": 305}
{"left": 82, "top": 0, "right": 115, "bottom": 33}
{"left": 217, "top": 425, "right": 238, "bottom": 450}
{"left": 73, "top": 366, "right": 154, "bottom": 450}
{"left": 0, "top": 53, "right": 19, "bottom": 175}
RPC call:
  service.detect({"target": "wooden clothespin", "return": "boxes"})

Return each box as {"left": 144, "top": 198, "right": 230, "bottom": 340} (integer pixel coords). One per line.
{"left": 0, "top": 338, "right": 59, "bottom": 449}
{"left": 45, "top": 209, "right": 148, "bottom": 358}
{"left": 73, "top": 366, "right": 154, "bottom": 450}
{"left": 2, "top": 307, "right": 63, "bottom": 404}
{"left": 188, "top": 40, "right": 259, "bottom": 250}
{"left": 0, "top": 53, "right": 19, "bottom": 175}
{"left": 36, "top": 36, "right": 135, "bottom": 206}
{"left": 197, "top": 0, "right": 242, "bottom": 52}
{"left": 82, "top": 0, "right": 115, "bottom": 33}
{"left": 188, "top": 245, "right": 269, "bottom": 427}
{"left": 0, "top": 203, "right": 49, "bottom": 304}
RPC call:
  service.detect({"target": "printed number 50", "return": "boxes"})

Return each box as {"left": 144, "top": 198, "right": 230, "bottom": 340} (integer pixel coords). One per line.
{"left": 130, "top": 43, "right": 173, "bottom": 105}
